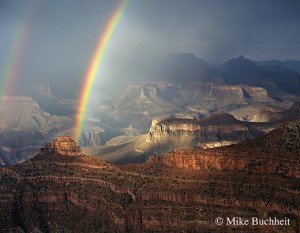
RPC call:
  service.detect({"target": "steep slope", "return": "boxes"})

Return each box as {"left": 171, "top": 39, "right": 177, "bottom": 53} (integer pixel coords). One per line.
{"left": 109, "top": 81, "right": 288, "bottom": 131}
{"left": 0, "top": 122, "right": 299, "bottom": 232}
{"left": 156, "top": 53, "right": 299, "bottom": 100}
{"left": 21, "top": 84, "right": 76, "bottom": 117}
{"left": 222, "top": 56, "right": 300, "bottom": 97}
{"left": 84, "top": 112, "right": 275, "bottom": 164}
{"left": 0, "top": 96, "right": 54, "bottom": 130}
{"left": 0, "top": 96, "right": 72, "bottom": 165}
{"left": 252, "top": 102, "right": 300, "bottom": 122}
{"left": 158, "top": 53, "right": 221, "bottom": 84}
{"left": 0, "top": 95, "right": 123, "bottom": 164}
{"left": 85, "top": 103, "right": 300, "bottom": 164}
{"left": 149, "top": 112, "right": 274, "bottom": 148}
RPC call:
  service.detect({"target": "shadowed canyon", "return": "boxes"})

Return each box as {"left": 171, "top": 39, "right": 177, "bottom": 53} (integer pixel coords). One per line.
{"left": 1, "top": 1, "right": 300, "bottom": 232}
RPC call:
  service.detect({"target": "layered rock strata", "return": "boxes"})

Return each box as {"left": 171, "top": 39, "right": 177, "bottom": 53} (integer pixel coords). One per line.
{"left": 149, "top": 112, "right": 274, "bottom": 149}
{"left": 0, "top": 121, "right": 299, "bottom": 232}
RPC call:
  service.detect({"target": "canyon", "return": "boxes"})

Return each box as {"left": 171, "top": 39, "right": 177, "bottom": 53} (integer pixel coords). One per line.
{"left": 1, "top": 54, "right": 300, "bottom": 166}
{"left": 84, "top": 105, "right": 300, "bottom": 164}
{"left": 0, "top": 120, "right": 299, "bottom": 232}
{"left": 0, "top": 1, "right": 300, "bottom": 231}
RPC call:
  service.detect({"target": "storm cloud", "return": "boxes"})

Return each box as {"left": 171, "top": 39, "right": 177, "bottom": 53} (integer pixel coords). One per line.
{"left": 0, "top": 0, "right": 300, "bottom": 91}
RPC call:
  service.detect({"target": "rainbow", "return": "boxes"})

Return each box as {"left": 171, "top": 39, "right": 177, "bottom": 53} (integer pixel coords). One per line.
{"left": 0, "top": 4, "right": 33, "bottom": 118}
{"left": 74, "top": 0, "right": 130, "bottom": 142}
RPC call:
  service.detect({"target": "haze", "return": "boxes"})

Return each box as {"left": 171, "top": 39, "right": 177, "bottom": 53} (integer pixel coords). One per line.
{"left": 1, "top": 0, "right": 300, "bottom": 92}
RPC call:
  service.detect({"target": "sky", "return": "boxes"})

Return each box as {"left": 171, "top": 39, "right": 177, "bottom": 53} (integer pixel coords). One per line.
{"left": 0, "top": 0, "right": 300, "bottom": 91}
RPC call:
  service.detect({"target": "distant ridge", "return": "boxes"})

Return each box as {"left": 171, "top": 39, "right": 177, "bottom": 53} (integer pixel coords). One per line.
{"left": 256, "top": 59, "right": 300, "bottom": 73}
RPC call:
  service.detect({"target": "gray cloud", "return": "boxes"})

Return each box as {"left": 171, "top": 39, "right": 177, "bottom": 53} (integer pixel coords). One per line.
{"left": 0, "top": 0, "right": 300, "bottom": 91}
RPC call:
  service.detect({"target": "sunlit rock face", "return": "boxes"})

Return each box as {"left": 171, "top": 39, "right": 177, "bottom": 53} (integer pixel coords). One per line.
{"left": 82, "top": 102, "right": 299, "bottom": 165}
{"left": 148, "top": 112, "right": 274, "bottom": 149}
{"left": 0, "top": 121, "right": 298, "bottom": 232}
{"left": 110, "top": 80, "right": 290, "bottom": 131}
{"left": 39, "top": 136, "right": 82, "bottom": 156}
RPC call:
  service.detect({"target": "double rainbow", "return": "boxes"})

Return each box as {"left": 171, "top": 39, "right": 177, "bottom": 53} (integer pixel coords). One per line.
{"left": 74, "top": 0, "right": 130, "bottom": 142}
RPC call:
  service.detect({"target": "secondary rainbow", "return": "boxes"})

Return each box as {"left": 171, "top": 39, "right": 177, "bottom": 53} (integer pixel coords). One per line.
{"left": 0, "top": 4, "right": 33, "bottom": 119}
{"left": 0, "top": 18, "right": 30, "bottom": 96}
{"left": 74, "top": 0, "right": 130, "bottom": 142}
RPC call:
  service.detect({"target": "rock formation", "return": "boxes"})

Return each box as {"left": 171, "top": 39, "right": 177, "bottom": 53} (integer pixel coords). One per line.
{"left": 39, "top": 136, "right": 82, "bottom": 156}
{"left": 221, "top": 55, "right": 300, "bottom": 96}
{"left": 0, "top": 121, "right": 298, "bottom": 232}
{"left": 110, "top": 80, "right": 290, "bottom": 131}
{"left": 0, "top": 96, "right": 72, "bottom": 166}
{"left": 2, "top": 70, "right": 297, "bottom": 167}
{"left": 83, "top": 112, "right": 276, "bottom": 164}
{"left": 84, "top": 109, "right": 300, "bottom": 165}
{"left": 149, "top": 112, "right": 274, "bottom": 149}
{"left": 0, "top": 96, "right": 49, "bottom": 129}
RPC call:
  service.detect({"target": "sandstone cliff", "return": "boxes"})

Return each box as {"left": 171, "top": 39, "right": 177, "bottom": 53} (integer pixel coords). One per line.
{"left": 40, "top": 136, "right": 82, "bottom": 156}
{"left": 149, "top": 112, "right": 274, "bottom": 149}
{"left": 0, "top": 122, "right": 299, "bottom": 232}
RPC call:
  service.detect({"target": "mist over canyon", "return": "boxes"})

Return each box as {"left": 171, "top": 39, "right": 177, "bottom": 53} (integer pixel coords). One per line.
{"left": 1, "top": 53, "right": 300, "bottom": 166}
{"left": 0, "top": 0, "right": 300, "bottom": 232}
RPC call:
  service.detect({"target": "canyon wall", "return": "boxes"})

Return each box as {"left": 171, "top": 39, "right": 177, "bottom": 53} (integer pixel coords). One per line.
{"left": 0, "top": 122, "right": 299, "bottom": 232}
